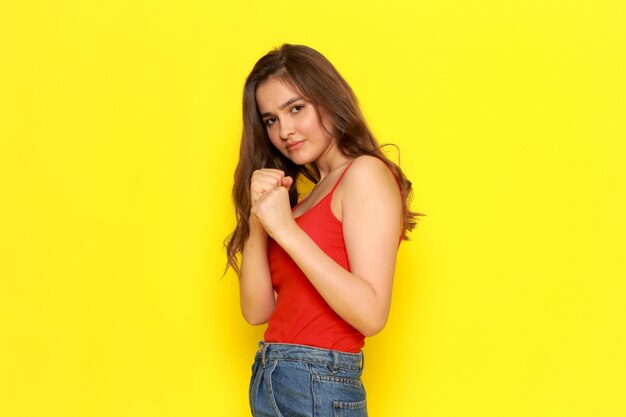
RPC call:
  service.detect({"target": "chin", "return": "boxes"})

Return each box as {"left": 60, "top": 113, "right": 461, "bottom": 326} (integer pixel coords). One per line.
{"left": 285, "top": 153, "right": 311, "bottom": 166}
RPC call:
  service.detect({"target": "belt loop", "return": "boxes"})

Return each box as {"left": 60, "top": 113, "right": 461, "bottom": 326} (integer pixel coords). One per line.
{"left": 360, "top": 352, "right": 364, "bottom": 370}
{"left": 261, "top": 342, "right": 268, "bottom": 368}
{"left": 331, "top": 350, "right": 339, "bottom": 373}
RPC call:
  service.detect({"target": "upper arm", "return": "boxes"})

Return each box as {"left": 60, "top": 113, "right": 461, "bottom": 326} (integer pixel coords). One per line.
{"left": 340, "top": 156, "right": 403, "bottom": 302}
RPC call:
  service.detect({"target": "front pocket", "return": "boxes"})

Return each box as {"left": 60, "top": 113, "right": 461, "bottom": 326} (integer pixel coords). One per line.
{"left": 249, "top": 360, "right": 261, "bottom": 414}
{"left": 266, "top": 360, "right": 286, "bottom": 417}
{"left": 269, "top": 360, "right": 314, "bottom": 416}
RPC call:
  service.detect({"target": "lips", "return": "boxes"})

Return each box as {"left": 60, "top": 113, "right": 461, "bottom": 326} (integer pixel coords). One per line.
{"left": 286, "top": 140, "right": 304, "bottom": 151}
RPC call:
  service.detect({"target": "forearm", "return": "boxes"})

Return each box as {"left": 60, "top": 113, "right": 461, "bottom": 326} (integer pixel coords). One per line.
{"left": 274, "top": 225, "right": 393, "bottom": 336}
{"left": 239, "top": 217, "right": 275, "bottom": 325}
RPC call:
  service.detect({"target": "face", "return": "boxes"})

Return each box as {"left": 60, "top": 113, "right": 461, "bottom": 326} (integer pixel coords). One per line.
{"left": 255, "top": 77, "right": 337, "bottom": 166}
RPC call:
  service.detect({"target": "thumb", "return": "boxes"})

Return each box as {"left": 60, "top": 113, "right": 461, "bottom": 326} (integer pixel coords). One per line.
{"left": 281, "top": 176, "right": 294, "bottom": 189}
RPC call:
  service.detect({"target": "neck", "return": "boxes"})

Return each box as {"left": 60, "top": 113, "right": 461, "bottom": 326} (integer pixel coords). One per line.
{"left": 313, "top": 143, "right": 351, "bottom": 180}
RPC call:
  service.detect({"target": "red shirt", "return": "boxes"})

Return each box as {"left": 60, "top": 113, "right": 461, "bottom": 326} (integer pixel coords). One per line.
{"left": 264, "top": 162, "right": 365, "bottom": 353}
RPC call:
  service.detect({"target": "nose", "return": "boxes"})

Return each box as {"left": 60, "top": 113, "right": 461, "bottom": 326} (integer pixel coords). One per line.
{"left": 279, "top": 119, "right": 295, "bottom": 140}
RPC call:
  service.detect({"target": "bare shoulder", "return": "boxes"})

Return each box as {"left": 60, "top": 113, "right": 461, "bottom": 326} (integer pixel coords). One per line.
{"left": 338, "top": 155, "right": 403, "bottom": 240}
{"left": 349, "top": 154, "right": 389, "bottom": 171}
{"left": 342, "top": 155, "right": 398, "bottom": 191}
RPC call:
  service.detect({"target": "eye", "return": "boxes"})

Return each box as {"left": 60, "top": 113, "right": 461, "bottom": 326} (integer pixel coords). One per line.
{"left": 291, "top": 105, "right": 304, "bottom": 113}
{"left": 264, "top": 117, "right": 277, "bottom": 126}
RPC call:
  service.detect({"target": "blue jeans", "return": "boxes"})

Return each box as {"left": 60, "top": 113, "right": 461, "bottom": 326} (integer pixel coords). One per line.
{"left": 249, "top": 341, "right": 368, "bottom": 417}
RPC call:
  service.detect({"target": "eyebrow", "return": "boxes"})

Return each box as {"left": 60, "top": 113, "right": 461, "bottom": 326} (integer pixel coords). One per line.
{"left": 259, "top": 96, "right": 304, "bottom": 118}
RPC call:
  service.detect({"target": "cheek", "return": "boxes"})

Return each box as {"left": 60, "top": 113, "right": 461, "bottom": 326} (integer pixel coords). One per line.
{"left": 317, "top": 108, "right": 335, "bottom": 133}
{"left": 266, "top": 128, "right": 279, "bottom": 144}
{"left": 303, "top": 109, "right": 333, "bottom": 139}
{"left": 300, "top": 114, "right": 322, "bottom": 136}
{"left": 267, "top": 129, "right": 287, "bottom": 153}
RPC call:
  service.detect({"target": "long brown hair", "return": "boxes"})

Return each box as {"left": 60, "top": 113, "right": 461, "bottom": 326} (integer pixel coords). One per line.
{"left": 224, "top": 44, "right": 423, "bottom": 275}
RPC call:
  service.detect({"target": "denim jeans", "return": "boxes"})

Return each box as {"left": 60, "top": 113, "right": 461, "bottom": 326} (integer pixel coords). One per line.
{"left": 249, "top": 341, "right": 368, "bottom": 417}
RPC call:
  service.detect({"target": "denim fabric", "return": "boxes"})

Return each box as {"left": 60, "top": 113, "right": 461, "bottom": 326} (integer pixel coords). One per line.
{"left": 249, "top": 342, "right": 368, "bottom": 417}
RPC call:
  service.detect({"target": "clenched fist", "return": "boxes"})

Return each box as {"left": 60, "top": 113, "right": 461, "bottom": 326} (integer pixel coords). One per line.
{"left": 250, "top": 169, "right": 296, "bottom": 240}
{"left": 250, "top": 169, "right": 294, "bottom": 205}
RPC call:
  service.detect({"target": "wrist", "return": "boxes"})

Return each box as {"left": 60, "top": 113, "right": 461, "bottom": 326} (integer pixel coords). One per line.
{"left": 248, "top": 215, "right": 268, "bottom": 237}
{"left": 270, "top": 219, "right": 300, "bottom": 247}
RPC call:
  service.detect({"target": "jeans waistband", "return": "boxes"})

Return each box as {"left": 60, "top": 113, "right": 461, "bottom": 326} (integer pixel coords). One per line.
{"left": 255, "top": 341, "right": 363, "bottom": 371}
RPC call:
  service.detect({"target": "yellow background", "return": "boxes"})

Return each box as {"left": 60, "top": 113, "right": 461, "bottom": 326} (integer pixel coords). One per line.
{"left": 1, "top": 1, "right": 625, "bottom": 416}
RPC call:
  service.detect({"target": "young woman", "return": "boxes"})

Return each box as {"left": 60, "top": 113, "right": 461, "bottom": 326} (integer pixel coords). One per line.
{"left": 225, "top": 44, "right": 419, "bottom": 417}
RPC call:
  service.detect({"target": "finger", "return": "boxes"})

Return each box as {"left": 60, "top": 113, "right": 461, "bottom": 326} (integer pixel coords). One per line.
{"left": 281, "top": 176, "right": 294, "bottom": 189}
{"left": 253, "top": 171, "right": 284, "bottom": 188}
{"left": 258, "top": 168, "right": 285, "bottom": 175}
{"left": 254, "top": 178, "right": 282, "bottom": 194}
{"left": 253, "top": 169, "right": 285, "bottom": 181}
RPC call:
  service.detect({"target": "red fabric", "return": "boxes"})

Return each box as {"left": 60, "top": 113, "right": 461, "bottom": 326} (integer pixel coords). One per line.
{"left": 264, "top": 162, "right": 365, "bottom": 353}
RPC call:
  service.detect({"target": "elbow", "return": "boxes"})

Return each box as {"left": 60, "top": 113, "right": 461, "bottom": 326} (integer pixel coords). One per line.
{"left": 240, "top": 296, "right": 275, "bottom": 326}
{"left": 244, "top": 316, "right": 268, "bottom": 326}
{"left": 358, "top": 315, "right": 388, "bottom": 337}
{"left": 241, "top": 307, "right": 272, "bottom": 326}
